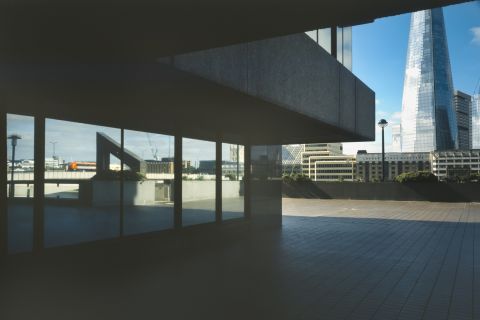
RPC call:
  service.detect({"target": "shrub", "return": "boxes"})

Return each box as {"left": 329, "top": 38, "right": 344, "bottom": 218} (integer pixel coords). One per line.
{"left": 282, "top": 173, "right": 311, "bottom": 183}
{"left": 394, "top": 171, "right": 438, "bottom": 183}
{"left": 469, "top": 172, "right": 480, "bottom": 182}
{"left": 225, "top": 173, "right": 237, "bottom": 181}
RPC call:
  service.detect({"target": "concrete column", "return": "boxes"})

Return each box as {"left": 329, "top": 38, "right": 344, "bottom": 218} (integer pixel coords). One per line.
{"left": 119, "top": 128, "right": 124, "bottom": 236}
{"left": 174, "top": 136, "right": 182, "bottom": 228}
{"left": 215, "top": 141, "right": 222, "bottom": 223}
{"left": 249, "top": 145, "right": 282, "bottom": 228}
{"left": 0, "top": 112, "right": 7, "bottom": 256}
{"left": 34, "top": 116, "right": 45, "bottom": 253}
{"left": 244, "top": 144, "right": 251, "bottom": 220}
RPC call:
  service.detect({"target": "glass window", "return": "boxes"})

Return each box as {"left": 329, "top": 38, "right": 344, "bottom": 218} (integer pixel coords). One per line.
{"left": 342, "top": 27, "right": 352, "bottom": 71}
{"left": 305, "top": 30, "right": 317, "bottom": 43}
{"left": 222, "top": 144, "right": 244, "bottom": 221}
{"left": 7, "top": 114, "right": 34, "bottom": 253}
{"left": 336, "top": 27, "right": 343, "bottom": 65}
{"left": 182, "top": 138, "right": 216, "bottom": 227}
{"left": 44, "top": 119, "right": 121, "bottom": 247}
{"left": 317, "top": 28, "right": 331, "bottom": 54}
{"left": 122, "top": 130, "right": 174, "bottom": 235}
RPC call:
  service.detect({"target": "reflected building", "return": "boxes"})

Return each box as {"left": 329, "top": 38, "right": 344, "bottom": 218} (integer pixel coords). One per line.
{"left": 400, "top": 8, "right": 457, "bottom": 152}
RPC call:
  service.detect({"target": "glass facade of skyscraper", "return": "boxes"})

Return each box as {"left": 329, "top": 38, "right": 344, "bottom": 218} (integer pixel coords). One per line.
{"left": 400, "top": 8, "right": 457, "bottom": 152}
{"left": 473, "top": 95, "right": 480, "bottom": 149}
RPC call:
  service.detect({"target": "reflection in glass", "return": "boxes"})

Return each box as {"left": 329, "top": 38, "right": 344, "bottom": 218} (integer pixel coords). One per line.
{"left": 305, "top": 30, "right": 317, "bottom": 43}
{"left": 341, "top": 27, "right": 352, "bottom": 71}
{"left": 123, "top": 130, "right": 174, "bottom": 235}
{"left": 44, "top": 119, "right": 120, "bottom": 247}
{"left": 222, "top": 144, "right": 244, "bottom": 221}
{"left": 317, "top": 28, "right": 331, "bottom": 54}
{"left": 306, "top": 27, "right": 351, "bottom": 71}
{"left": 182, "top": 138, "right": 216, "bottom": 227}
{"left": 6, "top": 114, "right": 34, "bottom": 253}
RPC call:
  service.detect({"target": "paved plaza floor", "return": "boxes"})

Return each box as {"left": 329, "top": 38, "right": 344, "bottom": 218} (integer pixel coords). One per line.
{"left": 1, "top": 198, "right": 480, "bottom": 319}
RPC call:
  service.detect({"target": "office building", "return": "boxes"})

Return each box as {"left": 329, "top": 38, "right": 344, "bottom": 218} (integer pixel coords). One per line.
{"left": 473, "top": 94, "right": 480, "bottom": 149}
{"left": 301, "top": 143, "right": 356, "bottom": 181}
{"left": 430, "top": 149, "right": 480, "bottom": 180}
{"left": 453, "top": 90, "right": 472, "bottom": 150}
{"left": 356, "top": 151, "right": 431, "bottom": 182}
{"left": 400, "top": 8, "right": 457, "bottom": 152}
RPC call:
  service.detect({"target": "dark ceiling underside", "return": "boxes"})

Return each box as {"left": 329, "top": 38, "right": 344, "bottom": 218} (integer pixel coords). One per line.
{"left": 0, "top": 0, "right": 470, "bottom": 62}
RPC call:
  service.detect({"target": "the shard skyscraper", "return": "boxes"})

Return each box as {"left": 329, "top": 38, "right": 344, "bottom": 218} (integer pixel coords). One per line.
{"left": 400, "top": 8, "right": 457, "bottom": 152}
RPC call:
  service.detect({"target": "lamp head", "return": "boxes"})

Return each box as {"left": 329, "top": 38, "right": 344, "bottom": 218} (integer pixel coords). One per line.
{"left": 7, "top": 134, "right": 22, "bottom": 147}
{"left": 377, "top": 119, "right": 388, "bottom": 129}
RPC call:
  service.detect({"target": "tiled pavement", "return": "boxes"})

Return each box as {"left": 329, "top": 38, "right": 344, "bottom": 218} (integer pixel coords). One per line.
{"left": 1, "top": 198, "right": 479, "bottom": 320}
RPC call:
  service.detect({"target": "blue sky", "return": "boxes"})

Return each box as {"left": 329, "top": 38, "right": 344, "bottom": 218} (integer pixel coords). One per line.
{"left": 343, "top": 1, "right": 480, "bottom": 155}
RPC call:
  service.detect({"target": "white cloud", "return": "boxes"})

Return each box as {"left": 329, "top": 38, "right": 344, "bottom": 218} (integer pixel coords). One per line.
{"left": 471, "top": 27, "right": 480, "bottom": 45}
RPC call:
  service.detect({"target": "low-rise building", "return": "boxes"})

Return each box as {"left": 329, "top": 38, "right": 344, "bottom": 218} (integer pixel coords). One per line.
{"left": 430, "top": 149, "right": 480, "bottom": 180}
{"left": 302, "top": 143, "right": 356, "bottom": 181}
{"left": 356, "top": 151, "right": 430, "bottom": 182}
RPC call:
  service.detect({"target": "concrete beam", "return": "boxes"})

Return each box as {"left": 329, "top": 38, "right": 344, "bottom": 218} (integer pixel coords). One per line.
{"left": 173, "top": 33, "right": 375, "bottom": 142}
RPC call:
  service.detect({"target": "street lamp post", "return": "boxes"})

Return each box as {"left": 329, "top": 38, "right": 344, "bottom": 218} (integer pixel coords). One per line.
{"left": 7, "top": 134, "right": 22, "bottom": 198}
{"left": 49, "top": 141, "right": 58, "bottom": 172}
{"left": 378, "top": 119, "right": 388, "bottom": 182}
{"left": 49, "top": 141, "right": 57, "bottom": 158}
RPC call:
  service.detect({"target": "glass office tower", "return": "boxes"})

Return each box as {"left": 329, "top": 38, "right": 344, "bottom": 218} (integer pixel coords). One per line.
{"left": 473, "top": 95, "right": 480, "bottom": 149}
{"left": 400, "top": 8, "right": 457, "bottom": 152}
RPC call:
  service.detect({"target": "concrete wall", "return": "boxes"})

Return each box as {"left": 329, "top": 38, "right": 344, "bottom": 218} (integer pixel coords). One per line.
{"left": 92, "top": 181, "right": 156, "bottom": 206}
{"left": 283, "top": 181, "right": 480, "bottom": 202}
{"left": 182, "top": 180, "right": 242, "bottom": 202}
{"left": 173, "top": 33, "right": 375, "bottom": 141}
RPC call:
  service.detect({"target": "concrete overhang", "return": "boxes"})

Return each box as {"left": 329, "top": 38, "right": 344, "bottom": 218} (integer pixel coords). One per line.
{"left": 0, "top": 0, "right": 470, "bottom": 62}
{"left": 0, "top": 33, "right": 374, "bottom": 145}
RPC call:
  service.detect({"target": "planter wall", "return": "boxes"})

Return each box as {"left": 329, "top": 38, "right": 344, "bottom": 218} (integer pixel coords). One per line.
{"left": 283, "top": 181, "right": 480, "bottom": 202}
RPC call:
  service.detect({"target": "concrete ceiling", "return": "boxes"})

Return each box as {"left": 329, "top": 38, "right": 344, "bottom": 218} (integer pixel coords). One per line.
{"left": 0, "top": 0, "right": 471, "bottom": 62}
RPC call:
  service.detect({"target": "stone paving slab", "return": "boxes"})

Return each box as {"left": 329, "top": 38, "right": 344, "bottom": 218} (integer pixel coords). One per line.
{"left": 1, "top": 198, "right": 479, "bottom": 320}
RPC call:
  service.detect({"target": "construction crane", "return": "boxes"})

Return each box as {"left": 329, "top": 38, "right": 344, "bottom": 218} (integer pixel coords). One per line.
{"left": 146, "top": 133, "right": 159, "bottom": 161}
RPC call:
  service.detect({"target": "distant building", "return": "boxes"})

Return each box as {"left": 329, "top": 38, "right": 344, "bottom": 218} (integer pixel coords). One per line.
{"left": 302, "top": 143, "right": 356, "bottom": 181}
{"left": 391, "top": 124, "right": 402, "bottom": 152}
{"left": 282, "top": 144, "right": 304, "bottom": 174}
{"left": 229, "top": 145, "right": 245, "bottom": 164}
{"left": 473, "top": 95, "right": 480, "bottom": 149}
{"left": 430, "top": 149, "right": 480, "bottom": 180}
{"left": 453, "top": 90, "right": 472, "bottom": 150}
{"left": 45, "top": 157, "right": 65, "bottom": 170}
{"left": 356, "top": 151, "right": 430, "bottom": 182}
{"left": 198, "top": 160, "right": 244, "bottom": 177}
